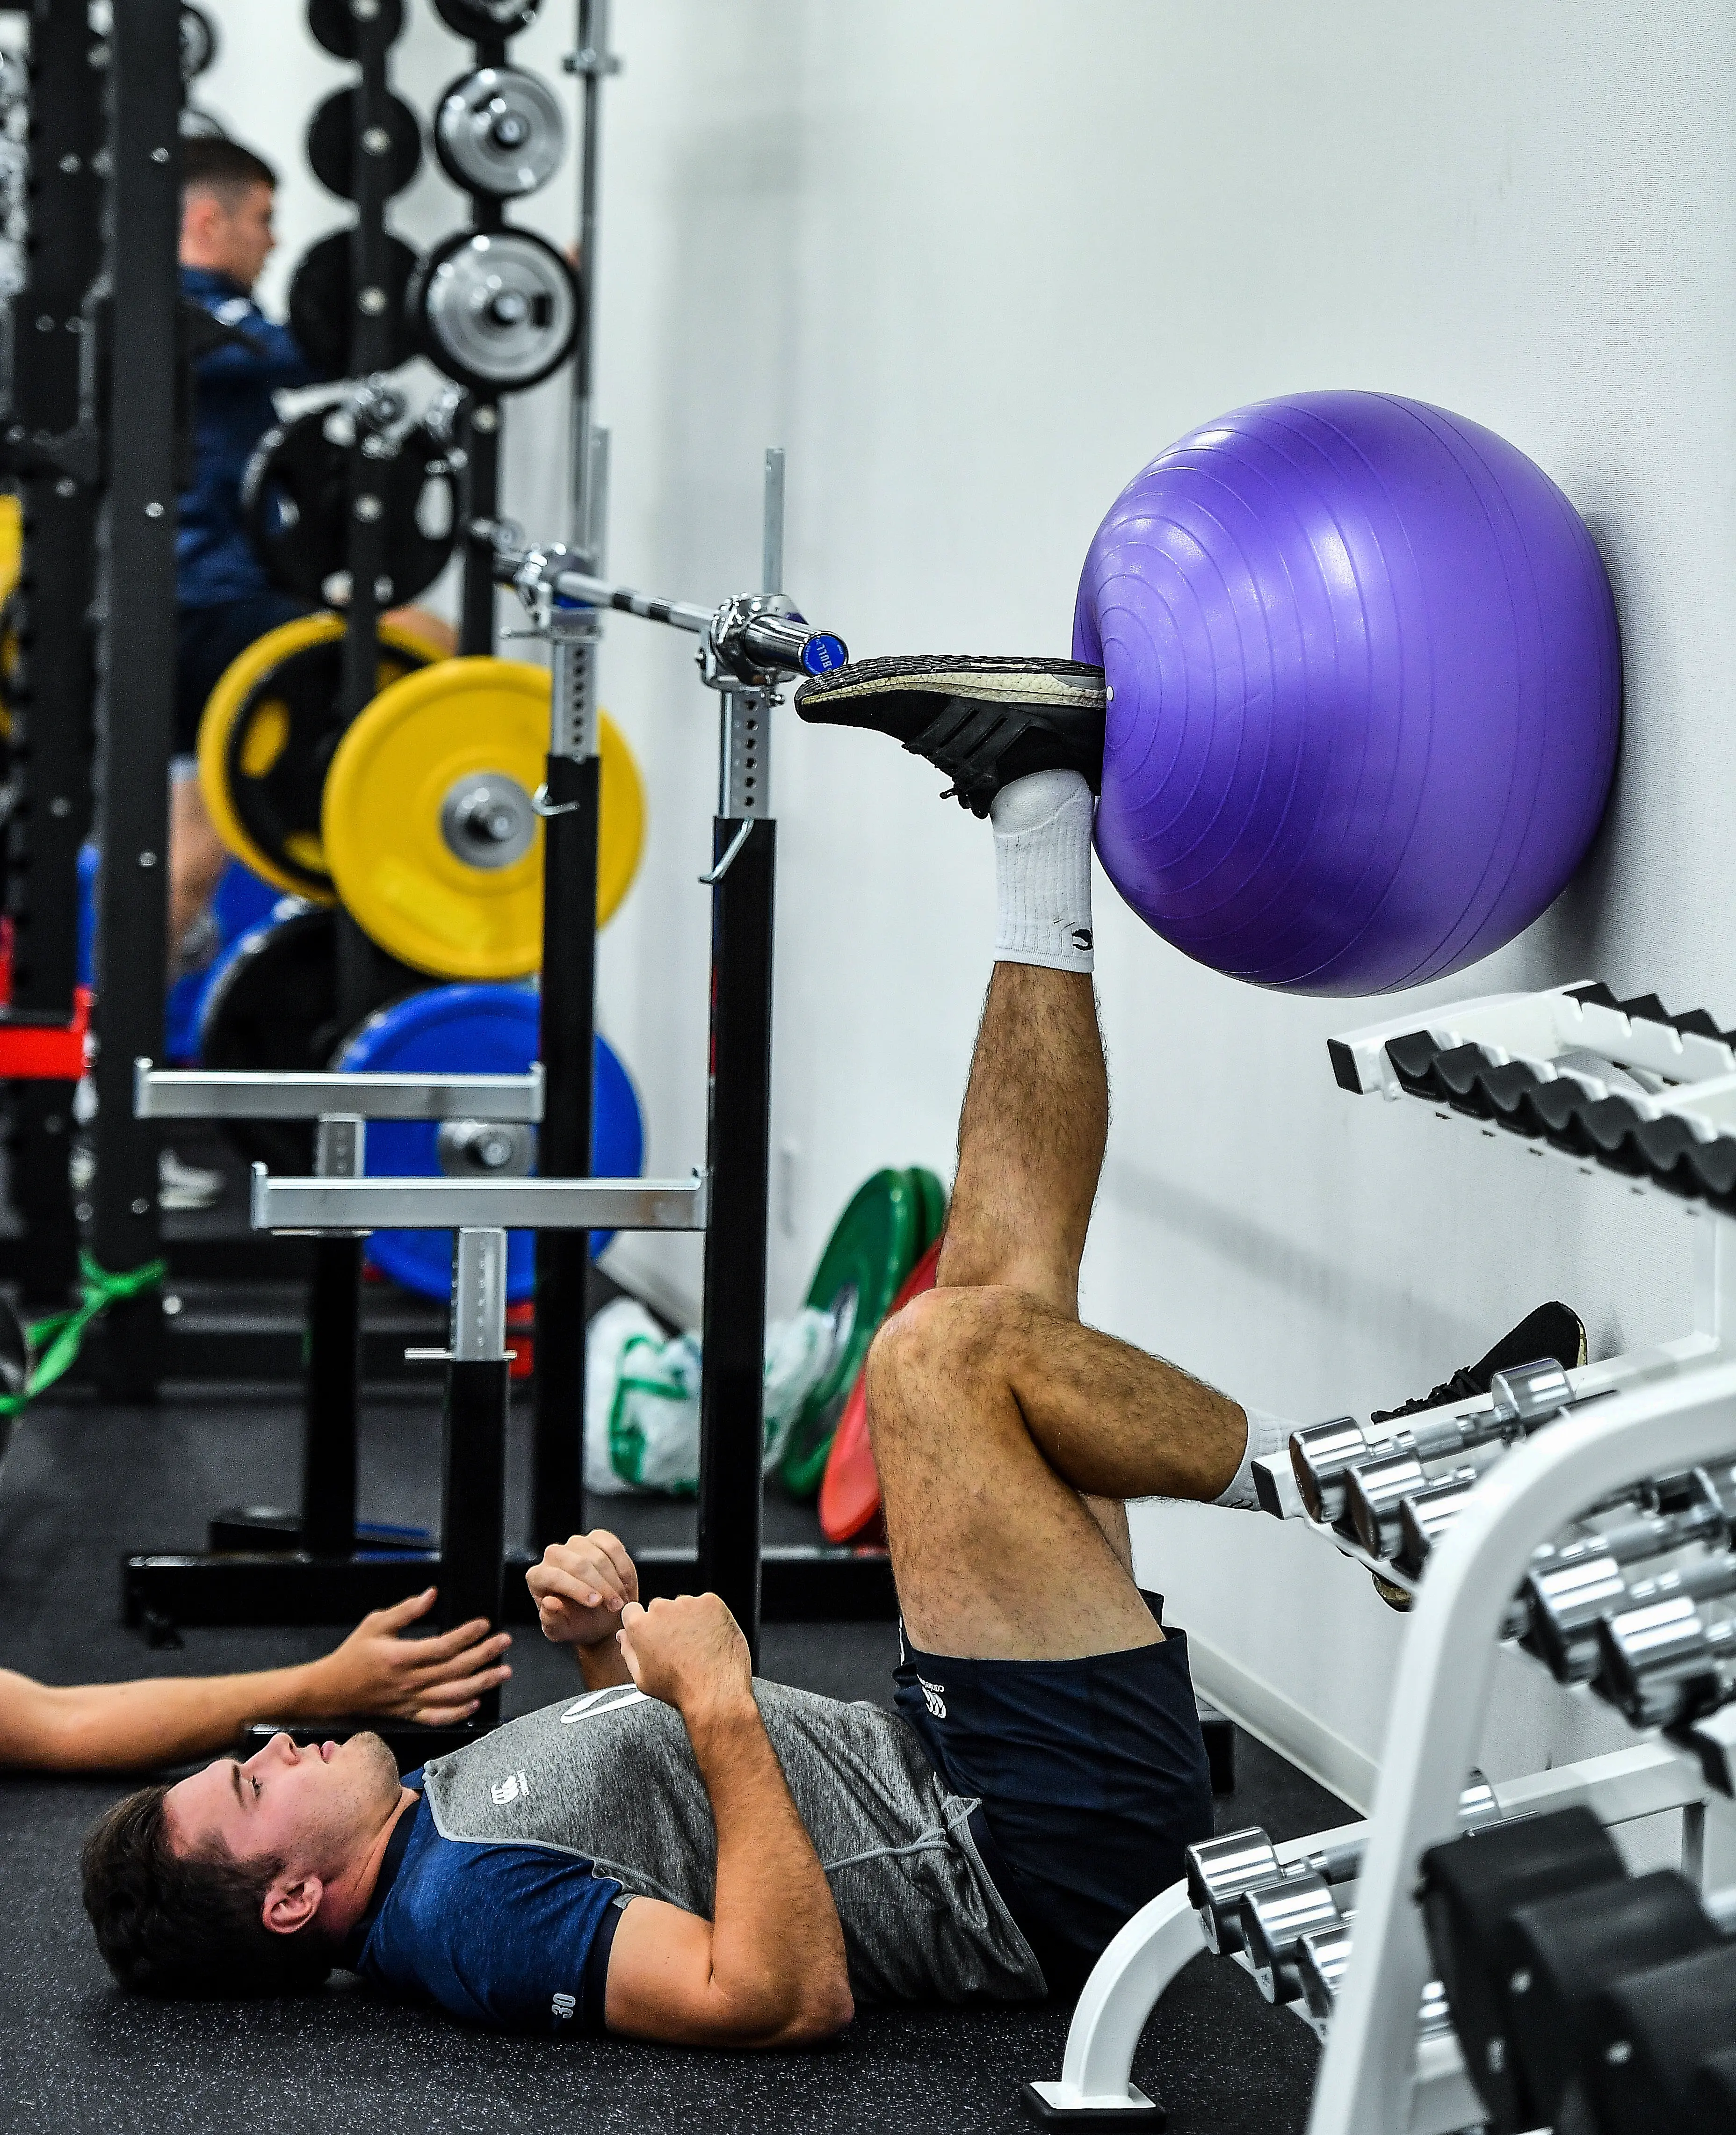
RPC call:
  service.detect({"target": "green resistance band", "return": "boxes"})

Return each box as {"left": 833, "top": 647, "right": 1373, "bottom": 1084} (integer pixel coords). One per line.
{"left": 0, "top": 1251, "right": 167, "bottom": 1419}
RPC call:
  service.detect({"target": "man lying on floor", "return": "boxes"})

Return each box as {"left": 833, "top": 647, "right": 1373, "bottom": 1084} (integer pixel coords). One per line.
{"left": 79, "top": 657, "right": 1584, "bottom": 2046}
{"left": 2, "top": 1589, "right": 509, "bottom": 1772}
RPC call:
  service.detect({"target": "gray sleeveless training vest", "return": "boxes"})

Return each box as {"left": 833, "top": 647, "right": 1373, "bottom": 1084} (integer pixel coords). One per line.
{"left": 419, "top": 1679, "right": 1046, "bottom": 2006}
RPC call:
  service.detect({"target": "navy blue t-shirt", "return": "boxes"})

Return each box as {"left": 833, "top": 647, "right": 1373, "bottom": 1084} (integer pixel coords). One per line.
{"left": 351, "top": 1773, "right": 627, "bottom": 2035}
{"left": 177, "top": 264, "right": 316, "bottom": 608}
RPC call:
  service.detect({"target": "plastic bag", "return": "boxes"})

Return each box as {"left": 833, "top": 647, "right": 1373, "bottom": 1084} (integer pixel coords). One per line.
{"left": 583, "top": 1299, "right": 838, "bottom": 1497}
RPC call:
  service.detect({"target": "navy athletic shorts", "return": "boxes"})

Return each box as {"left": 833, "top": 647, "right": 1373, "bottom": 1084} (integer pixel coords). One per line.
{"left": 174, "top": 591, "right": 312, "bottom": 757}
{"left": 893, "top": 1590, "right": 1214, "bottom": 1998}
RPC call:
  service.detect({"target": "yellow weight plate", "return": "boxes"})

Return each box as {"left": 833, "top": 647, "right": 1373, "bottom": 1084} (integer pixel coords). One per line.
{"left": 0, "top": 493, "right": 20, "bottom": 611}
{"left": 596, "top": 710, "right": 646, "bottom": 927}
{"left": 323, "top": 656, "right": 646, "bottom": 979}
{"left": 196, "top": 610, "right": 450, "bottom": 900}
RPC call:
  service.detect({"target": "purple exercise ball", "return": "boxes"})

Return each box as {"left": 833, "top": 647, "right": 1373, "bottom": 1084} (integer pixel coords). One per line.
{"left": 1073, "top": 391, "right": 1621, "bottom": 995}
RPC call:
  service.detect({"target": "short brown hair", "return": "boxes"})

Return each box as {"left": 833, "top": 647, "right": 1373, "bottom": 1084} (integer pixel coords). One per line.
{"left": 181, "top": 136, "right": 277, "bottom": 203}
{"left": 81, "top": 1785, "right": 335, "bottom": 1999}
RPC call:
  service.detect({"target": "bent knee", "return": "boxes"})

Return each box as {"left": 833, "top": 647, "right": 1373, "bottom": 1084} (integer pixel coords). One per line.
{"left": 865, "top": 1285, "right": 1024, "bottom": 1433}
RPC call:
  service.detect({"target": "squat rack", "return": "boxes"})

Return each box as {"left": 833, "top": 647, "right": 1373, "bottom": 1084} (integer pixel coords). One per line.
{"left": 126, "top": 456, "right": 883, "bottom": 1676}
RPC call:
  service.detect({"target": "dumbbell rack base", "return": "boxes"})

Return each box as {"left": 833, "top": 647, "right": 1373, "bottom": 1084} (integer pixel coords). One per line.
{"left": 1025, "top": 1737, "right": 1714, "bottom": 2128}
{"left": 121, "top": 1541, "right": 896, "bottom": 1632}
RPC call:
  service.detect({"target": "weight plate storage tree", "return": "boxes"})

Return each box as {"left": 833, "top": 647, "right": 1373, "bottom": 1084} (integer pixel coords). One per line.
{"left": 412, "top": 0, "right": 578, "bottom": 655}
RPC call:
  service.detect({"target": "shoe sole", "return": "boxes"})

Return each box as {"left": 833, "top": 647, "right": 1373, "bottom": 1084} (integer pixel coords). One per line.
{"left": 798, "top": 653, "right": 1105, "bottom": 712}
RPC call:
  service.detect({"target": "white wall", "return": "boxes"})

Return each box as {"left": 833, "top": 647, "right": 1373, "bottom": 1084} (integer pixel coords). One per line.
{"left": 200, "top": 0, "right": 1736, "bottom": 1802}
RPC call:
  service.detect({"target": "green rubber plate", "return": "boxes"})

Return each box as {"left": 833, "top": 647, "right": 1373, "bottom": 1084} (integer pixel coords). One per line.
{"left": 909, "top": 1165, "right": 947, "bottom": 1256}
{"left": 781, "top": 1168, "right": 923, "bottom": 1498}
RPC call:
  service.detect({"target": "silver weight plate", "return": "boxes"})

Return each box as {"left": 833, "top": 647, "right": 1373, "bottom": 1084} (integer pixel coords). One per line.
{"left": 419, "top": 231, "right": 578, "bottom": 391}
{"left": 436, "top": 67, "right": 566, "bottom": 199}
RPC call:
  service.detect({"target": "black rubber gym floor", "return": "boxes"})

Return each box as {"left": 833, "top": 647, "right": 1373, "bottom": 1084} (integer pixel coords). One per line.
{"left": 0, "top": 1364, "right": 1346, "bottom": 2134}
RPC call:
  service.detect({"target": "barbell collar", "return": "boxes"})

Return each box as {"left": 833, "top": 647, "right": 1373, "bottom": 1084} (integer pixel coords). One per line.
{"left": 250, "top": 1167, "right": 709, "bottom": 1235}
{"left": 136, "top": 1058, "right": 545, "bottom": 1122}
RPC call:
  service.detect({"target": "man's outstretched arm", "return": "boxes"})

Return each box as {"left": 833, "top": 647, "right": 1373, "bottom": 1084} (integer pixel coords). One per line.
{"left": 0, "top": 1588, "right": 510, "bottom": 1772}
{"left": 601, "top": 1594, "right": 854, "bottom": 2048}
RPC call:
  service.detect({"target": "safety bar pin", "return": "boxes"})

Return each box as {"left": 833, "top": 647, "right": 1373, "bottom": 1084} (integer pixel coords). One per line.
{"left": 699, "top": 819, "right": 754, "bottom": 886}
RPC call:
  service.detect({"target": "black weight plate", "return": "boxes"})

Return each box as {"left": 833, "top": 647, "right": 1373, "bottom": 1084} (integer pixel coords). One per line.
{"left": 434, "top": 0, "right": 542, "bottom": 36}
{"left": 288, "top": 230, "right": 419, "bottom": 378}
{"left": 409, "top": 227, "right": 580, "bottom": 395}
{"left": 243, "top": 410, "right": 459, "bottom": 607}
{"left": 242, "top": 412, "right": 347, "bottom": 603}
{"left": 308, "top": 0, "right": 405, "bottom": 57}
{"left": 196, "top": 909, "right": 340, "bottom": 1172}
{"left": 306, "top": 88, "right": 423, "bottom": 203}
{"left": 180, "top": 4, "right": 218, "bottom": 79}
{"left": 434, "top": 65, "right": 566, "bottom": 200}
{"left": 212, "top": 623, "right": 445, "bottom": 900}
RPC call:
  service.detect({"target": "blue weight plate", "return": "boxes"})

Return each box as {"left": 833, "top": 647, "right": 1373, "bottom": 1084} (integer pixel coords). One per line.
{"left": 166, "top": 861, "right": 284, "bottom": 1064}
{"left": 334, "top": 981, "right": 643, "bottom": 1305}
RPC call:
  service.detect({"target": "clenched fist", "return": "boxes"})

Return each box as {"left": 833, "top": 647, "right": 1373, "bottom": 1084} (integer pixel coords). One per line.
{"left": 616, "top": 1593, "right": 752, "bottom": 1717}
{"left": 526, "top": 1530, "right": 639, "bottom": 1651}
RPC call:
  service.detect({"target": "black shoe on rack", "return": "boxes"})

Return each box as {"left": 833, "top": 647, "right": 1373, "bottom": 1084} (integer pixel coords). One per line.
{"left": 793, "top": 653, "right": 1107, "bottom": 818}
{"left": 1370, "top": 1301, "right": 1587, "bottom": 1426}
{"left": 1367, "top": 1301, "right": 1587, "bottom": 1612}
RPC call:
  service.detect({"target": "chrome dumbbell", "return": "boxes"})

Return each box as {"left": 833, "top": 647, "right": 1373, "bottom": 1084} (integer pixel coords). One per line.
{"left": 1403, "top": 1475, "right": 1679, "bottom": 1588}
{"left": 1291, "top": 1358, "right": 1575, "bottom": 1535}
{"left": 1395, "top": 1471, "right": 1484, "bottom": 1576}
{"left": 1186, "top": 1826, "right": 1364, "bottom": 1956}
{"left": 1348, "top": 1452, "right": 1494, "bottom": 1560}
{"left": 1297, "top": 1918, "right": 1353, "bottom": 2022}
{"left": 1295, "top": 1920, "right": 1454, "bottom": 2039}
{"left": 1242, "top": 1873, "right": 1347, "bottom": 2004}
{"left": 1347, "top": 1359, "right": 1575, "bottom": 1558}
{"left": 1596, "top": 1568, "right": 1736, "bottom": 1728}
{"left": 1290, "top": 1416, "right": 1377, "bottom": 1526}
{"left": 1186, "top": 1779, "right": 1499, "bottom": 1958}
{"left": 1524, "top": 1468, "right": 1736, "bottom": 1681}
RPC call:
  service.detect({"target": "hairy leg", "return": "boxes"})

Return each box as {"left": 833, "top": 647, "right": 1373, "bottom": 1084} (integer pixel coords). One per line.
{"left": 870, "top": 1285, "right": 1243, "bottom": 1657}
{"left": 168, "top": 775, "right": 227, "bottom": 954}
{"left": 871, "top": 960, "right": 1246, "bottom": 1660}
{"left": 937, "top": 964, "right": 1106, "bottom": 1314}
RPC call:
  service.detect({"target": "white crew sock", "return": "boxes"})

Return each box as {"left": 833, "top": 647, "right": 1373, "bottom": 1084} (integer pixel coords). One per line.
{"left": 1215, "top": 1403, "right": 1298, "bottom": 1512}
{"left": 990, "top": 768, "right": 1095, "bottom": 974}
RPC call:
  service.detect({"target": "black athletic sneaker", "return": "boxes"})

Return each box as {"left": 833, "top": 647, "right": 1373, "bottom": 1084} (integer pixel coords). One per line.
{"left": 1370, "top": 1301, "right": 1587, "bottom": 1425}
{"left": 793, "top": 653, "right": 1107, "bottom": 818}
{"left": 1367, "top": 1300, "right": 1586, "bottom": 1613}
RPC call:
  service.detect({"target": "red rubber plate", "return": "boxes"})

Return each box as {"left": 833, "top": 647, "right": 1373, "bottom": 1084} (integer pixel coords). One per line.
{"left": 818, "top": 1238, "right": 942, "bottom": 1544}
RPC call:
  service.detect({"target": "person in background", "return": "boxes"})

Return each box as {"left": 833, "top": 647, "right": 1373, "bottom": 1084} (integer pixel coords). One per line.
{"left": 166, "top": 137, "right": 455, "bottom": 1211}
{"left": 0, "top": 1587, "right": 508, "bottom": 1773}
{"left": 173, "top": 135, "right": 311, "bottom": 965}
{"left": 165, "top": 136, "right": 311, "bottom": 1212}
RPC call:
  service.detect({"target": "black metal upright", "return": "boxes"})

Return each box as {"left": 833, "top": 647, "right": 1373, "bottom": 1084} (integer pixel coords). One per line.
{"left": 531, "top": 625, "right": 599, "bottom": 1552}
{"left": 291, "top": 0, "right": 409, "bottom": 1544}
{"left": 339, "top": 4, "right": 393, "bottom": 722}
{"left": 458, "top": 399, "right": 499, "bottom": 655}
{"left": 696, "top": 811, "right": 775, "bottom": 1664}
{"left": 454, "top": 19, "right": 507, "bottom": 658}
{"left": 89, "top": 0, "right": 181, "bottom": 1397}
{"left": 4, "top": 6, "right": 105, "bottom": 1305}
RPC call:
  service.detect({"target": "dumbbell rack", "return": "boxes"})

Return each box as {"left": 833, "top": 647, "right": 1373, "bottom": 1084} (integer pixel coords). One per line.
{"left": 1027, "top": 981, "right": 1736, "bottom": 2130}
